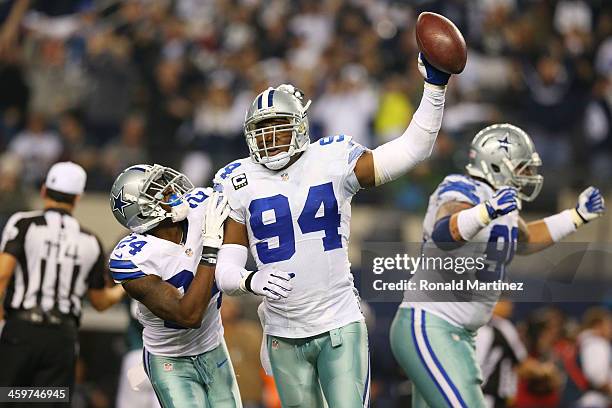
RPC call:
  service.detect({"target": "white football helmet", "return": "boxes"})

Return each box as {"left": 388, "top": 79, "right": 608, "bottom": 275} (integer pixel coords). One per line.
{"left": 110, "top": 164, "right": 194, "bottom": 233}
{"left": 466, "top": 123, "right": 543, "bottom": 201}
{"left": 244, "top": 84, "right": 311, "bottom": 170}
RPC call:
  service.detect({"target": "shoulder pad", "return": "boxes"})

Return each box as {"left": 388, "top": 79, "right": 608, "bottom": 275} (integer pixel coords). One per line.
{"left": 109, "top": 234, "right": 153, "bottom": 282}
{"left": 436, "top": 174, "right": 480, "bottom": 205}
{"left": 214, "top": 158, "right": 252, "bottom": 194}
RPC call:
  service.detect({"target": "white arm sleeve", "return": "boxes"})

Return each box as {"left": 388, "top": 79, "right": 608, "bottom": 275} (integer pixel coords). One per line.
{"left": 215, "top": 244, "right": 250, "bottom": 296}
{"left": 372, "top": 83, "right": 446, "bottom": 186}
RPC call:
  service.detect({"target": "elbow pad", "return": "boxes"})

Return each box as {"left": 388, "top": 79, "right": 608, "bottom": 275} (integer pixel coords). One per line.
{"left": 215, "top": 244, "right": 250, "bottom": 295}
{"left": 372, "top": 84, "right": 446, "bottom": 185}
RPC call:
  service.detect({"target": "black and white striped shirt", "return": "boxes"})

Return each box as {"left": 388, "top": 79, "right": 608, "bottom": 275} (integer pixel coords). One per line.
{"left": 476, "top": 317, "right": 528, "bottom": 407}
{"left": 0, "top": 208, "right": 105, "bottom": 319}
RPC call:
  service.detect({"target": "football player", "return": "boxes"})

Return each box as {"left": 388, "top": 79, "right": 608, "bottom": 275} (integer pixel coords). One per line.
{"left": 108, "top": 164, "right": 242, "bottom": 408}
{"left": 389, "top": 124, "right": 606, "bottom": 408}
{"left": 213, "top": 55, "right": 451, "bottom": 407}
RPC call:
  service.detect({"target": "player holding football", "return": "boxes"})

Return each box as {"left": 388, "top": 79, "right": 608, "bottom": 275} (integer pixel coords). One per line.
{"left": 390, "top": 123, "right": 606, "bottom": 408}
{"left": 213, "top": 54, "right": 451, "bottom": 407}
{"left": 108, "top": 164, "right": 241, "bottom": 408}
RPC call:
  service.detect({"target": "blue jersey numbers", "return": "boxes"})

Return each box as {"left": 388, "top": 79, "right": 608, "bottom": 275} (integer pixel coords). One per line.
{"left": 115, "top": 235, "right": 148, "bottom": 256}
{"left": 476, "top": 225, "right": 518, "bottom": 282}
{"left": 298, "top": 183, "right": 342, "bottom": 251}
{"left": 249, "top": 182, "right": 342, "bottom": 264}
{"left": 249, "top": 195, "right": 296, "bottom": 264}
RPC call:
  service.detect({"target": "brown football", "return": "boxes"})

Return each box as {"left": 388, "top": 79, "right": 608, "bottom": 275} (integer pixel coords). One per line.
{"left": 416, "top": 12, "right": 467, "bottom": 74}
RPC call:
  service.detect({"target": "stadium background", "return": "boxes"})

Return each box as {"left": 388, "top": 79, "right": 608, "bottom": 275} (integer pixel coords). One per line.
{"left": 0, "top": 0, "right": 610, "bottom": 407}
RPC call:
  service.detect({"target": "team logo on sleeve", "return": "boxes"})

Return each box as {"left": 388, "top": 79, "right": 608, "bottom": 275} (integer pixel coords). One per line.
{"left": 231, "top": 174, "right": 248, "bottom": 190}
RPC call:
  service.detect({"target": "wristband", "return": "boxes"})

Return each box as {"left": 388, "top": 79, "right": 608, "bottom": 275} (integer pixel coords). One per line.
{"left": 199, "top": 246, "right": 219, "bottom": 266}
{"left": 239, "top": 272, "right": 256, "bottom": 294}
{"left": 543, "top": 209, "right": 577, "bottom": 242}
{"left": 456, "top": 203, "right": 491, "bottom": 241}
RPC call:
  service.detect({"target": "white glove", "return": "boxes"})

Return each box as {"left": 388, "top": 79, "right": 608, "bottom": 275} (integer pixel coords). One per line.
{"left": 201, "top": 191, "right": 230, "bottom": 250}
{"left": 240, "top": 267, "right": 294, "bottom": 300}
{"left": 483, "top": 187, "right": 520, "bottom": 221}
{"left": 573, "top": 186, "right": 605, "bottom": 226}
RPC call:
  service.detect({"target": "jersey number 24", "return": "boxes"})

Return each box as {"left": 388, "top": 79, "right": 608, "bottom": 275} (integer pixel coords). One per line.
{"left": 249, "top": 182, "right": 341, "bottom": 264}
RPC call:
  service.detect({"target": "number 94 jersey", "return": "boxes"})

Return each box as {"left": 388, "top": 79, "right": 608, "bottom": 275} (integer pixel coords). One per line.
{"left": 402, "top": 174, "right": 519, "bottom": 331}
{"left": 215, "top": 135, "right": 367, "bottom": 338}
{"left": 109, "top": 188, "right": 223, "bottom": 357}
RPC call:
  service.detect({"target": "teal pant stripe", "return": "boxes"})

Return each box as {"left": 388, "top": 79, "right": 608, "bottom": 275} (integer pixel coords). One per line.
{"left": 411, "top": 309, "right": 452, "bottom": 407}
{"left": 390, "top": 307, "right": 486, "bottom": 408}
{"left": 419, "top": 310, "right": 468, "bottom": 408}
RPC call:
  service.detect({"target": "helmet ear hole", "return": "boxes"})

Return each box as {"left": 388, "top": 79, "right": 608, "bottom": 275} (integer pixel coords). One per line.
{"left": 491, "top": 164, "right": 501, "bottom": 173}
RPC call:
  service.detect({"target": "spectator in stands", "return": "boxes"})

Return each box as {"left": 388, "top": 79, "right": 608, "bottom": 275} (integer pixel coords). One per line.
{"left": 574, "top": 307, "right": 611, "bottom": 408}
{"left": 23, "top": 36, "right": 87, "bottom": 118}
{"left": 57, "top": 109, "right": 97, "bottom": 173}
{"left": 100, "top": 112, "right": 148, "bottom": 182}
{"left": 83, "top": 29, "right": 136, "bottom": 146}
{"left": 0, "top": 153, "right": 27, "bottom": 228}
{"left": 8, "top": 111, "right": 62, "bottom": 186}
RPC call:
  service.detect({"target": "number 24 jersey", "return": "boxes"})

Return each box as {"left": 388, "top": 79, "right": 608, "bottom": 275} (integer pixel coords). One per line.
{"left": 109, "top": 188, "right": 223, "bottom": 357}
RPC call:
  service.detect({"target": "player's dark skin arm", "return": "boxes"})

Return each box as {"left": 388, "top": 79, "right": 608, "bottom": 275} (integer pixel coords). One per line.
{"left": 122, "top": 263, "right": 215, "bottom": 329}
{"left": 223, "top": 217, "right": 250, "bottom": 246}
{"left": 353, "top": 151, "right": 376, "bottom": 188}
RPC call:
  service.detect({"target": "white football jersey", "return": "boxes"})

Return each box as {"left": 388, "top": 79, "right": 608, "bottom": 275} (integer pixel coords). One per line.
{"left": 402, "top": 174, "right": 519, "bottom": 331}
{"left": 110, "top": 188, "right": 223, "bottom": 357}
{"left": 215, "top": 135, "right": 367, "bottom": 338}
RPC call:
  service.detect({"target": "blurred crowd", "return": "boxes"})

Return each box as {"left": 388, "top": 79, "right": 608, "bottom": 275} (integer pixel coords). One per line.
{"left": 0, "top": 0, "right": 611, "bottom": 218}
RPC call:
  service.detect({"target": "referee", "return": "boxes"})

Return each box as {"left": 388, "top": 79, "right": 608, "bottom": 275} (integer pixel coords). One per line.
{"left": 476, "top": 301, "right": 528, "bottom": 408}
{"left": 0, "top": 162, "right": 124, "bottom": 395}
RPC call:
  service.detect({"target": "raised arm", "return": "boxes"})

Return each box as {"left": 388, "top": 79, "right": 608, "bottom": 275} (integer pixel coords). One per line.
{"left": 516, "top": 186, "right": 605, "bottom": 255}
{"left": 354, "top": 55, "right": 449, "bottom": 188}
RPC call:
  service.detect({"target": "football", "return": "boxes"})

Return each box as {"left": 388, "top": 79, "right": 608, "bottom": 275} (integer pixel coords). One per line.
{"left": 416, "top": 12, "right": 467, "bottom": 74}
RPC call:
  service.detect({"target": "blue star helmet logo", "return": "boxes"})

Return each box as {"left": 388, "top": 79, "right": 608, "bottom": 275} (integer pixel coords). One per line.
{"left": 498, "top": 135, "right": 511, "bottom": 154}
{"left": 111, "top": 187, "right": 130, "bottom": 218}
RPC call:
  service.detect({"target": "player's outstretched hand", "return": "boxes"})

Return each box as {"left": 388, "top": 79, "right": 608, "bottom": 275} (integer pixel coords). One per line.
{"left": 485, "top": 187, "right": 520, "bottom": 220}
{"left": 575, "top": 186, "right": 605, "bottom": 223}
{"left": 241, "top": 268, "right": 295, "bottom": 301}
{"left": 418, "top": 53, "right": 451, "bottom": 86}
{"left": 202, "top": 191, "right": 230, "bottom": 249}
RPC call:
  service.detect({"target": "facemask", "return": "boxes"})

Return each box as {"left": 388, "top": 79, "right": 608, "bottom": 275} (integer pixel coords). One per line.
{"left": 264, "top": 154, "right": 291, "bottom": 170}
